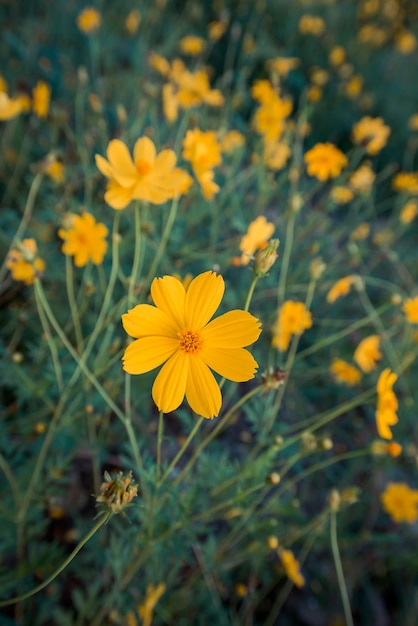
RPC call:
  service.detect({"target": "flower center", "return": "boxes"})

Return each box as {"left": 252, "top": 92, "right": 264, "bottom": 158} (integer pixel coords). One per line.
{"left": 135, "top": 158, "right": 152, "bottom": 177}
{"left": 178, "top": 329, "right": 203, "bottom": 354}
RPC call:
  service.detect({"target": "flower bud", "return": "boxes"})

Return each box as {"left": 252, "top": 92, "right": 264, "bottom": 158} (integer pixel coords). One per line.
{"left": 96, "top": 471, "right": 138, "bottom": 514}
{"left": 254, "top": 239, "right": 280, "bottom": 277}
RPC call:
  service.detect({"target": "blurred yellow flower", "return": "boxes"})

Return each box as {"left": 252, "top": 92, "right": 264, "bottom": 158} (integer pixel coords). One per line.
{"left": 43, "top": 155, "right": 64, "bottom": 183}
{"left": 32, "top": 81, "right": 50, "bottom": 118}
{"left": 352, "top": 116, "right": 390, "bottom": 155}
{"left": 263, "top": 140, "right": 291, "bottom": 171}
{"left": 345, "top": 75, "right": 363, "bottom": 99}
{"left": 253, "top": 93, "right": 292, "bottom": 142}
{"left": 304, "top": 143, "right": 348, "bottom": 181}
{"left": 278, "top": 548, "right": 305, "bottom": 587}
{"left": 220, "top": 130, "right": 245, "bottom": 153}
{"left": 238, "top": 216, "right": 275, "bottom": 265}
{"left": 58, "top": 212, "right": 108, "bottom": 267}
{"left": 208, "top": 20, "right": 228, "bottom": 41}
{"left": 376, "top": 368, "right": 398, "bottom": 440}
{"left": 395, "top": 30, "right": 416, "bottom": 54}
{"left": 400, "top": 201, "right": 417, "bottom": 224}
{"left": 179, "top": 35, "right": 205, "bottom": 55}
{"left": 330, "top": 186, "right": 354, "bottom": 204}
{"left": 77, "top": 7, "right": 101, "bottom": 34}
{"left": 266, "top": 56, "right": 300, "bottom": 77}
{"left": 182, "top": 129, "right": 222, "bottom": 199}
{"left": 354, "top": 335, "right": 382, "bottom": 372}
{"left": 298, "top": 15, "right": 325, "bottom": 35}
{"left": 326, "top": 275, "right": 356, "bottom": 303}
{"left": 408, "top": 114, "right": 418, "bottom": 131}
{"left": 95, "top": 136, "right": 189, "bottom": 209}
{"left": 329, "top": 46, "right": 346, "bottom": 67}
{"left": 381, "top": 483, "right": 418, "bottom": 523}
{"left": 393, "top": 172, "right": 418, "bottom": 195}
{"left": 330, "top": 359, "right": 362, "bottom": 386}
{"left": 307, "top": 85, "right": 322, "bottom": 103}
{"left": 125, "top": 9, "right": 141, "bottom": 35}
{"left": 349, "top": 163, "right": 375, "bottom": 194}
{"left": 6, "top": 239, "right": 45, "bottom": 285}
{"left": 403, "top": 296, "right": 418, "bottom": 323}
{"left": 350, "top": 222, "right": 370, "bottom": 240}
{"left": 127, "top": 583, "right": 166, "bottom": 626}
{"left": 272, "top": 301, "right": 312, "bottom": 352}
{"left": 0, "top": 91, "right": 22, "bottom": 121}
{"left": 122, "top": 271, "right": 261, "bottom": 418}
{"left": 251, "top": 79, "right": 276, "bottom": 104}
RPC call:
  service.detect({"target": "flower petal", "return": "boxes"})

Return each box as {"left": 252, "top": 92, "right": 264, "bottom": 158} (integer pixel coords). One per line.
{"left": 107, "top": 139, "right": 138, "bottom": 185}
{"left": 185, "top": 356, "right": 222, "bottom": 418}
{"left": 201, "top": 346, "right": 259, "bottom": 382}
{"left": 123, "top": 337, "right": 178, "bottom": 375}
{"left": 150, "top": 276, "right": 186, "bottom": 329}
{"left": 152, "top": 350, "right": 187, "bottom": 413}
{"left": 95, "top": 154, "right": 114, "bottom": 179}
{"left": 104, "top": 181, "right": 134, "bottom": 210}
{"left": 133, "top": 137, "right": 156, "bottom": 165}
{"left": 152, "top": 149, "right": 177, "bottom": 174}
{"left": 201, "top": 310, "right": 262, "bottom": 348}
{"left": 122, "top": 304, "right": 179, "bottom": 339}
{"left": 185, "top": 271, "right": 224, "bottom": 329}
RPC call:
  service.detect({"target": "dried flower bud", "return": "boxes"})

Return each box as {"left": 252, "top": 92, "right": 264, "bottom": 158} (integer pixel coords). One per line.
{"left": 261, "top": 367, "right": 287, "bottom": 394}
{"left": 340, "top": 487, "right": 359, "bottom": 505}
{"left": 328, "top": 489, "right": 341, "bottom": 511}
{"left": 310, "top": 257, "right": 326, "bottom": 280}
{"left": 320, "top": 437, "right": 333, "bottom": 450}
{"left": 300, "top": 431, "right": 317, "bottom": 452}
{"left": 96, "top": 471, "right": 138, "bottom": 514}
{"left": 254, "top": 239, "right": 280, "bottom": 277}
{"left": 267, "top": 472, "right": 281, "bottom": 485}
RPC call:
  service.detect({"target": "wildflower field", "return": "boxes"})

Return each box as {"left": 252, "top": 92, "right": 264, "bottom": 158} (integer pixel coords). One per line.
{"left": 1, "top": 0, "right": 418, "bottom": 624}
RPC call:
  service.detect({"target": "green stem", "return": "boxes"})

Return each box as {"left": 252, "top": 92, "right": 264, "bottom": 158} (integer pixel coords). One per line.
{"left": 34, "top": 286, "right": 64, "bottom": 392}
{"left": 65, "top": 254, "right": 84, "bottom": 352}
{"left": 277, "top": 207, "right": 296, "bottom": 308}
{"left": 244, "top": 275, "right": 259, "bottom": 312}
{"left": 0, "top": 513, "right": 111, "bottom": 607}
{"left": 330, "top": 510, "right": 354, "bottom": 626}
{"left": 143, "top": 195, "right": 179, "bottom": 289}
{"left": 0, "top": 453, "right": 19, "bottom": 509}
{"left": 158, "top": 417, "right": 204, "bottom": 487}
{"left": 128, "top": 203, "right": 142, "bottom": 307}
{"left": 123, "top": 416, "right": 144, "bottom": 473}
{"left": 156, "top": 411, "right": 164, "bottom": 480}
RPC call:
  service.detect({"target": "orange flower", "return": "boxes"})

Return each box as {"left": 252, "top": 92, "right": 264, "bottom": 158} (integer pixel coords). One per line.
{"left": 58, "top": 213, "right": 108, "bottom": 267}
{"left": 381, "top": 483, "right": 418, "bottom": 523}
{"left": 352, "top": 117, "right": 390, "bottom": 155}
{"left": 6, "top": 238, "right": 45, "bottom": 285}
{"left": 95, "top": 136, "right": 189, "bottom": 209}
{"left": 77, "top": 7, "right": 101, "bottom": 33}
{"left": 272, "top": 301, "right": 312, "bottom": 351}
{"left": 238, "top": 216, "right": 275, "bottom": 265}
{"left": 326, "top": 276, "right": 356, "bottom": 303}
{"left": 403, "top": 296, "right": 418, "bottom": 324}
{"left": 330, "top": 359, "right": 362, "bottom": 386}
{"left": 32, "top": 81, "right": 50, "bottom": 118}
{"left": 278, "top": 548, "right": 305, "bottom": 587}
{"left": 353, "top": 335, "right": 382, "bottom": 372}
{"left": 304, "top": 143, "right": 348, "bottom": 181}
{"left": 375, "top": 368, "right": 398, "bottom": 440}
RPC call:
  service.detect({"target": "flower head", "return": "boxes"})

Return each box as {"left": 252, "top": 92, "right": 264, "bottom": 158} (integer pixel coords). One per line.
{"left": 77, "top": 7, "right": 101, "bottom": 33}
{"left": 352, "top": 117, "right": 390, "bottom": 155}
{"left": 330, "top": 358, "right": 362, "bottom": 386}
{"left": 376, "top": 368, "right": 398, "bottom": 440}
{"left": 95, "top": 137, "right": 189, "bottom": 209}
{"left": 278, "top": 548, "right": 305, "bottom": 587}
{"left": 403, "top": 296, "right": 418, "bottom": 324}
{"left": 6, "top": 238, "right": 45, "bottom": 285}
{"left": 179, "top": 36, "right": 205, "bottom": 55}
{"left": 32, "top": 81, "right": 50, "bottom": 118}
{"left": 304, "top": 143, "right": 348, "bottom": 181}
{"left": 326, "top": 275, "right": 356, "bottom": 303}
{"left": 238, "top": 216, "right": 275, "bottom": 266}
{"left": 381, "top": 483, "right": 418, "bottom": 524}
{"left": 122, "top": 271, "right": 261, "bottom": 418}
{"left": 0, "top": 91, "right": 22, "bottom": 121}
{"left": 96, "top": 471, "right": 138, "bottom": 514}
{"left": 392, "top": 172, "right": 418, "bottom": 195}
{"left": 138, "top": 583, "right": 166, "bottom": 626}
{"left": 353, "top": 335, "right": 382, "bottom": 372}
{"left": 272, "top": 301, "right": 312, "bottom": 352}
{"left": 58, "top": 212, "right": 108, "bottom": 267}
{"left": 400, "top": 201, "right": 417, "bottom": 224}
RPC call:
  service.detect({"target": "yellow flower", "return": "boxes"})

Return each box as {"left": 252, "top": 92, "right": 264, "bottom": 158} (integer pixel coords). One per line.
{"left": 149, "top": 52, "right": 171, "bottom": 77}
{"left": 353, "top": 335, "right": 382, "bottom": 372}
{"left": 194, "top": 167, "right": 219, "bottom": 201}
{"left": 326, "top": 275, "right": 356, "bottom": 303}
{"left": 0, "top": 91, "right": 22, "bottom": 121}
{"left": 77, "top": 7, "right": 101, "bottom": 34}
{"left": 238, "top": 216, "right": 275, "bottom": 265}
{"left": 349, "top": 163, "right": 375, "bottom": 194}
{"left": 400, "top": 201, "right": 417, "bottom": 224}
{"left": 307, "top": 85, "right": 322, "bottom": 103}
{"left": 263, "top": 141, "right": 291, "bottom": 171}
{"left": 182, "top": 129, "right": 222, "bottom": 199}
{"left": 381, "top": 483, "right": 418, "bottom": 524}
{"left": 298, "top": 15, "right": 325, "bottom": 35}
{"left": 179, "top": 35, "right": 205, "bottom": 55}
{"left": 251, "top": 79, "right": 276, "bottom": 104}
{"left": 32, "top": 81, "right": 50, "bottom": 118}
{"left": 329, "top": 46, "right": 346, "bottom": 67}
{"left": 393, "top": 172, "right": 418, "bottom": 195}
{"left": 375, "top": 368, "right": 398, "bottom": 440}
{"left": 345, "top": 75, "right": 363, "bottom": 99}
{"left": 395, "top": 30, "right": 416, "bottom": 54}
{"left": 58, "top": 212, "right": 108, "bottom": 267}
{"left": 6, "top": 238, "right": 45, "bottom": 285}
{"left": 266, "top": 56, "right": 300, "bottom": 77}
{"left": 122, "top": 271, "right": 262, "bottom": 418}
{"left": 138, "top": 583, "right": 166, "bottom": 626}
{"left": 352, "top": 116, "right": 390, "bottom": 155}
{"left": 165, "top": 65, "right": 224, "bottom": 116}
{"left": 408, "top": 114, "right": 418, "bottom": 131}
{"left": 385, "top": 441, "right": 402, "bottom": 457}
{"left": 330, "top": 186, "right": 354, "bottom": 204}
{"left": 43, "top": 155, "right": 65, "bottom": 183}
{"left": 95, "top": 136, "right": 189, "bottom": 209}
{"left": 208, "top": 20, "right": 228, "bottom": 41}
{"left": 278, "top": 549, "right": 305, "bottom": 588}
{"left": 304, "top": 143, "right": 348, "bottom": 181}
{"left": 330, "top": 359, "right": 362, "bottom": 386}
{"left": 350, "top": 222, "right": 370, "bottom": 241}
{"left": 272, "top": 301, "right": 312, "bottom": 352}
{"left": 125, "top": 9, "right": 141, "bottom": 35}
{"left": 220, "top": 130, "right": 245, "bottom": 153}
{"left": 253, "top": 94, "right": 292, "bottom": 142}
{"left": 403, "top": 296, "right": 418, "bottom": 324}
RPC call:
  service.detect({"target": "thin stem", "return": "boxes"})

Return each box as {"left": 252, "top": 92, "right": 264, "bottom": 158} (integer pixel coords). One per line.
{"left": 244, "top": 275, "right": 259, "bottom": 312}
{"left": 34, "top": 285, "right": 63, "bottom": 392}
{"left": 65, "top": 254, "right": 84, "bottom": 352}
{"left": 0, "top": 453, "right": 19, "bottom": 509}
{"left": 158, "top": 417, "right": 204, "bottom": 486}
{"left": 277, "top": 208, "right": 296, "bottom": 308}
{"left": 143, "top": 195, "right": 179, "bottom": 289}
{"left": 0, "top": 513, "right": 111, "bottom": 607}
{"left": 156, "top": 411, "right": 164, "bottom": 480}
{"left": 123, "top": 417, "right": 144, "bottom": 474}
{"left": 128, "top": 203, "right": 142, "bottom": 307}
{"left": 330, "top": 510, "right": 354, "bottom": 626}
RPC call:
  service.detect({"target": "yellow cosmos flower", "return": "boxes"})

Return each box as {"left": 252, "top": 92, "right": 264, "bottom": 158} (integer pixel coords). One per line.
{"left": 263, "top": 141, "right": 291, "bottom": 171}
{"left": 278, "top": 548, "right": 305, "bottom": 588}
{"left": 122, "top": 271, "right": 262, "bottom": 419}
{"left": 266, "top": 56, "right": 300, "bottom": 77}
{"left": 125, "top": 9, "right": 141, "bottom": 35}
{"left": 253, "top": 94, "right": 292, "bottom": 143}
{"left": 393, "top": 172, "right": 418, "bottom": 195}
{"left": 400, "top": 200, "right": 417, "bottom": 224}
{"left": 350, "top": 222, "right": 370, "bottom": 241}
{"left": 403, "top": 296, "right": 418, "bottom": 324}
{"left": 329, "top": 46, "right": 346, "bottom": 67}
{"left": 272, "top": 301, "right": 312, "bottom": 352}
{"left": 349, "top": 163, "right": 375, "bottom": 194}
{"left": 58, "top": 212, "right": 108, "bottom": 267}
{"left": 330, "top": 359, "right": 362, "bottom": 386}
{"left": 77, "top": 7, "right": 101, "bottom": 34}
{"left": 95, "top": 137, "right": 189, "bottom": 209}
{"left": 238, "top": 216, "right": 275, "bottom": 265}
{"left": 0, "top": 91, "right": 23, "bottom": 121}
{"left": 220, "top": 130, "right": 245, "bottom": 153}
{"left": 6, "top": 238, "right": 45, "bottom": 285}
{"left": 352, "top": 116, "right": 390, "bottom": 155}
{"left": 381, "top": 483, "right": 418, "bottom": 524}
{"left": 208, "top": 20, "right": 228, "bottom": 41}
{"left": 353, "top": 335, "right": 382, "bottom": 372}
{"left": 182, "top": 129, "right": 222, "bottom": 171}
{"left": 375, "top": 368, "right": 398, "bottom": 440}
{"left": 326, "top": 275, "right": 356, "bottom": 303}
{"left": 179, "top": 35, "right": 205, "bottom": 55}
{"left": 32, "top": 81, "right": 50, "bottom": 118}
{"left": 304, "top": 143, "right": 348, "bottom": 181}
{"left": 298, "top": 15, "right": 325, "bottom": 35}
{"left": 330, "top": 186, "right": 354, "bottom": 205}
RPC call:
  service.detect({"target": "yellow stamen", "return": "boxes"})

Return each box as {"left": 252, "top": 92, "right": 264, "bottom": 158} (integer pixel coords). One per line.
{"left": 135, "top": 158, "right": 152, "bottom": 177}
{"left": 178, "top": 330, "right": 203, "bottom": 354}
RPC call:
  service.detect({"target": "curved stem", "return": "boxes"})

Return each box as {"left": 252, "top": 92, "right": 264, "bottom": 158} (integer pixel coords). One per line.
{"left": 158, "top": 417, "right": 204, "bottom": 487}
{"left": 128, "top": 202, "right": 142, "bottom": 307}
{"left": 143, "top": 195, "right": 179, "bottom": 289}
{"left": 330, "top": 510, "right": 354, "bottom": 626}
{"left": 65, "top": 254, "right": 84, "bottom": 352}
{"left": 244, "top": 276, "right": 259, "bottom": 312}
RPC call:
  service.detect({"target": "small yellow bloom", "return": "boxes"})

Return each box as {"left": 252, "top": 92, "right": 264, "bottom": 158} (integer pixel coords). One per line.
{"left": 263, "top": 140, "right": 291, "bottom": 171}
{"left": 408, "top": 114, "right": 418, "bottom": 131}
{"left": 385, "top": 442, "right": 402, "bottom": 457}
{"left": 220, "top": 130, "right": 245, "bottom": 153}
{"left": 329, "top": 46, "right": 346, "bottom": 67}
{"left": 278, "top": 548, "right": 305, "bottom": 587}
{"left": 350, "top": 222, "right": 370, "bottom": 241}
{"left": 353, "top": 335, "right": 382, "bottom": 373}
{"left": 43, "top": 155, "right": 65, "bottom": 183}
{"left": 330, "top": 359, "right": 362, "bottom": 386}
{"left": 272, "top": 301, "right": 312, "bottom": 352}
{"left": 122, "top": 271, "right": 262, "bottom": 418}
{"left": 6, "top": 239, "right": 45, "bottom": 285}
{"left": 403, "top": 296, "right": 418, "bottom": 324}
{"left": 349, "top": 163, "right": 375, "bottom": 194}
{"left": 77, "top": 7, "right": 101, "bottom": 34}
{"left": 182, "top": 128, "right": 222, "bottom": 171}
{"left": 326, "top": 275, "right": 356, "bottom": 303}
{"left": 307, "top": 85, "right": 322, "bottom": 103}
{"left": 238, "top": 216, "right": 275, "bottom": 265}
{"left": 395, "top": 30, "right": 416, "bottom": 54}
{"left": 58, "top": 212, "right": 108, "bottom": 267}
{"left": 352, "top": 116, "right": 390, "bottom": 155}
{"left": 375, "top": 368, "right": 398, "bottom": 440}
{"left": 330, "top": 186, "right": 354, "bottom": 204}
{"left": 381, "top": 483, "right": 418, "bottom": 523}
{"left": 179, "top": 35, "right": 205, "bottom": 55}
{"left": 125, "top": 9, "right": 141, "bottom": 35}
{"left": 32, "top": 81, "right": 50, "bottom": 118}
{"left": 266, "top": 56, "right": 300, "bottom": 77}
{"left": 393, "top": 172, "right": 418, "bottom": 195}
{"left": 345, "top": 75, "right": 363, "bottom": 99}
{"left": 0, "top": 91, "right": 22, "bottom": 121}
{"left": 298, "top": 14, "right": 325, "bottom": 36}
{"left": 235, "top": 583, "right": 248, "bottom": 598}
{"left": 253, "top": 94, "right": 292, "bottom": 142}
{"left": 208, "top": 20, "right": 228, "bottom": 41}
{"left": 304, "top": 143, "right": 348, "bottom": 181}
{"left": 400, "top": 201, "right": 417, "bottom": 224}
